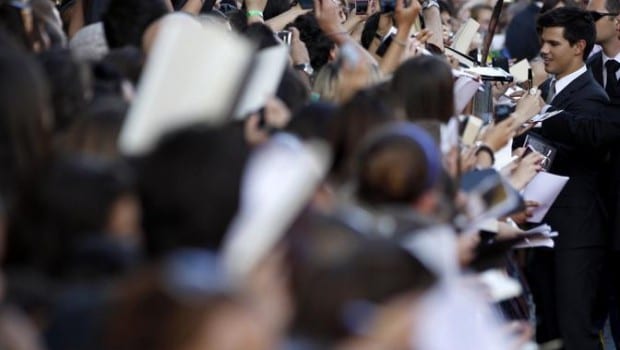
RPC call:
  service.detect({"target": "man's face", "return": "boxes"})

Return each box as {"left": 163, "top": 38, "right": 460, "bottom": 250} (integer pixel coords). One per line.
{"left": 540, "top": 26, "right": 584, "bottom": 79}
{"left": 587, "top": 0, "right": 618, "bottom": 44}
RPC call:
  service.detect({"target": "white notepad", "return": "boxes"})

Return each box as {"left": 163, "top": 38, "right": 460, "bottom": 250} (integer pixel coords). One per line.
{"left": 522, "top": 172, "right": 569, "bottom": 223}
{"left": 119, "top": 13, "right": 289, "bottom": 156}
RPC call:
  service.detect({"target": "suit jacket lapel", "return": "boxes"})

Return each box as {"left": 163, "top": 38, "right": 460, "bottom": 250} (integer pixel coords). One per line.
{"left": 587, "top": 52, "right": 604, "bottom": 87}
{"left": 550, "top": 70, "right": 591, "bottom": 108}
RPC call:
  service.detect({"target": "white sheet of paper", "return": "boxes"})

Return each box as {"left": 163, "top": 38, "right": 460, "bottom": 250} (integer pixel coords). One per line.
{"left": 453, "top": 71, "right": 482, "bottom": 114}
{"left": 464, "top": 66, "right": 512, "bottom": 79}
{"left": 522, "top": 172, "right": 569, "bottom": 223}
{"left": 478, "top": 269, "right": 523, "bottom": 302}
{"left": 513, "top": 236, "right": 555, "bottom": 249}
{"left": 119, "top": 14, "right": 255, "bottom": 156}
{"left": 522, "top": 224, "right": 552, "bottom": 235}
{"left": 509, "top": 59, "right": 530, "bottom": 83}
{"left": 530, "top": 109, "right": 563, "bottom": 123}
{"left": 451, "top": 18, "right": 480, "bottom": 53}
{"left": 222, "top": 135, "right": 331, "bottom": 280}
{"left": 233, "top": 45, "right": 289, "bottom": 119}
{"left": 494, "top": 139, "right": 514, "bottom": 170}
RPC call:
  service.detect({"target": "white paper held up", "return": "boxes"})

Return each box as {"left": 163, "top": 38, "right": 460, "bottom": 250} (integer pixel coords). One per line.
{"left": 522, "top": 172, "right": 569, "bottom": 223}
{"left": 222, "top": 134, "right": 331, "bottom": 280}
{"left": 119, "top": 14, "right": 255, "bottom": 156}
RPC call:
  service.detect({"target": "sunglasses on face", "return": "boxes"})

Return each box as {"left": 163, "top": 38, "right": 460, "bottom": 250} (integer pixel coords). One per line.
{"left": 588, "top": 11, "right": 619, "bottom": 21}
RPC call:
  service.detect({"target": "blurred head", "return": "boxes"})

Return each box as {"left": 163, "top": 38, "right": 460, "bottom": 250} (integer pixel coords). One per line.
{"left": 38, "top": 49, "right": 93, "bottom": 133}
{"left": 57, "top": 96, "right": 128, "bottom": 161}
{"left": 470, "top": 4, "right": 493, "bottom": 31}
{"left": 0, "top": 48, "right": 53, "bottom": 199}
{"left": 391, "top": 56, "right": 454, "bottom": 123}
{"left": 291, "top": 14, "right": 336, "bottom": 71}
{"left": 355, "top": 122, "right": 442, "bottom": 212}
{"left": 37, "top": 156, "right": 138, "bottom": 275}
{"left": 102, "top": 0, "right": 169, "bottom": 49}
{"left": 138, "top": 124, "right": 249, "bottom": 259}
{"left": 328, "top": 86, "right": 397, "bottom": 184}
{"left": 107, "top": 250, "right": 275, "bottom": 350}
{"left": 287, "top": 214, "right": 436, "bottom": 343}
{"left": 276, "top": 67, "right": 311, "bottom": 114}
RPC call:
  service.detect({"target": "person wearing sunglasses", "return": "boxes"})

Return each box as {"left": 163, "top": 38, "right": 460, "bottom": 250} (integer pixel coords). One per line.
{"left": 586, "top": 0, "right": 620, "bottom": 103}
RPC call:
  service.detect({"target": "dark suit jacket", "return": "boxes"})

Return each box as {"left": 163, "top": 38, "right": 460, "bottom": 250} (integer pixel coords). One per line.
{"left": 586, "top": 52, "right": 620, "bottom": 249}
{"left": 530, "top": 70, "right": 609, "bottom": 249}
{"left": 586, "top": 51, "right": 620, "bottom": 104}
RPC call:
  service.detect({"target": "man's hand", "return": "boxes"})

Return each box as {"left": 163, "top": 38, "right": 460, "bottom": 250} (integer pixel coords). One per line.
{"left": 513, "top": 89, "right": 544, "bottom": 125}
{"left": 479, "top": 117, "right": 517, "bottom": 152}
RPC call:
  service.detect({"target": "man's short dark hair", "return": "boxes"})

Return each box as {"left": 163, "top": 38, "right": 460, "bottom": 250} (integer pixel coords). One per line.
{"left": 102, "top": 0, "right": 169, "bottom": 49}
{"left": 537, "top": 7, "right": 596, "bottom": 60}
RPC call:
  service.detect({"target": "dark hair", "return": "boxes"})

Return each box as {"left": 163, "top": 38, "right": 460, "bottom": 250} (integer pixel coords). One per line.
{"left": 438, "top": 0, "right": 455, "bottom": 17}
{"left": 361, "top": 13, "right": 380, "bottom": 49}
{"left": 328, "top": 86, "right": 396, "bottom": 183}
{"left": 263, "top": 0, "right": 294, "bottom": 20}
{"left": 38, "top": 157, "right": 134, "bottom": 275}
{"left": 106, "top": 255, "right": 239, "bottom": 350}
{"left": 228, "top": 9, "right": 249, "bottom": 32}
{"left": 290, "top": 14, "right": 335, "bottom": 71}
{"left": 285, "top": 101, "right": 337, "bottom": 140}
{"left": 138, "top": 125, "right": 249, "bottom": 259}
{"left": 0, "top": 49, "right": 52, "bottom": 199}
{"left": 100, "top": 46, "right": 145, "bottom": 85}
{"left": 102, "top": 0, "right": 169, "bottom": 49}
{"left": 287, "top": 213, "right": 436, "bottom": 342}
{"left": 243, "top": 23, "right": 280, "bottom": 49}
{"left": 276, "top": 67, "right": 311, "bottom": 114}
{"left": 356, "top": 122, "right": 442, "bottom": 205}
{"left": 537, "top": 7, "right": 595, "bottom": 60}
{"left": 58, "top": 96, "right": 128, "bottom": 161}
{"left": 38, "top": 49, "right": 92, "bottom": 133}
{"left": 391, "top": 55, "right": 454, "bottom": 123}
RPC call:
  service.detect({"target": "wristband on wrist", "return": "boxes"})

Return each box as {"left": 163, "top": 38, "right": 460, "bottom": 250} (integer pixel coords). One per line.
{"left": 392, "top": 36, "right": 407, "bottom": 47}
{"left": 247, "top": 10, "right": 264, "bottom": 17}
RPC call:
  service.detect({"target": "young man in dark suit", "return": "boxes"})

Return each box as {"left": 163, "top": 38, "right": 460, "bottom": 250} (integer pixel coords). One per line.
{"left": 525, "top": 7, "right": 610, "bottom": 350}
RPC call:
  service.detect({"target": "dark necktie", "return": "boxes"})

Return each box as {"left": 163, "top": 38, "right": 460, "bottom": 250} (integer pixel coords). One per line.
{"left": 605, "top": 60, "right": 620, "bottom": 97}
{"left": 546, "top": 79, "right": 556, "bottom": 104}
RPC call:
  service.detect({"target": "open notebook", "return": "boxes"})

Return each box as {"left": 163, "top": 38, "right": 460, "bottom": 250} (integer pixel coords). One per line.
{"left": 119, "top": 13, "right": 289, "bottom": 156}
